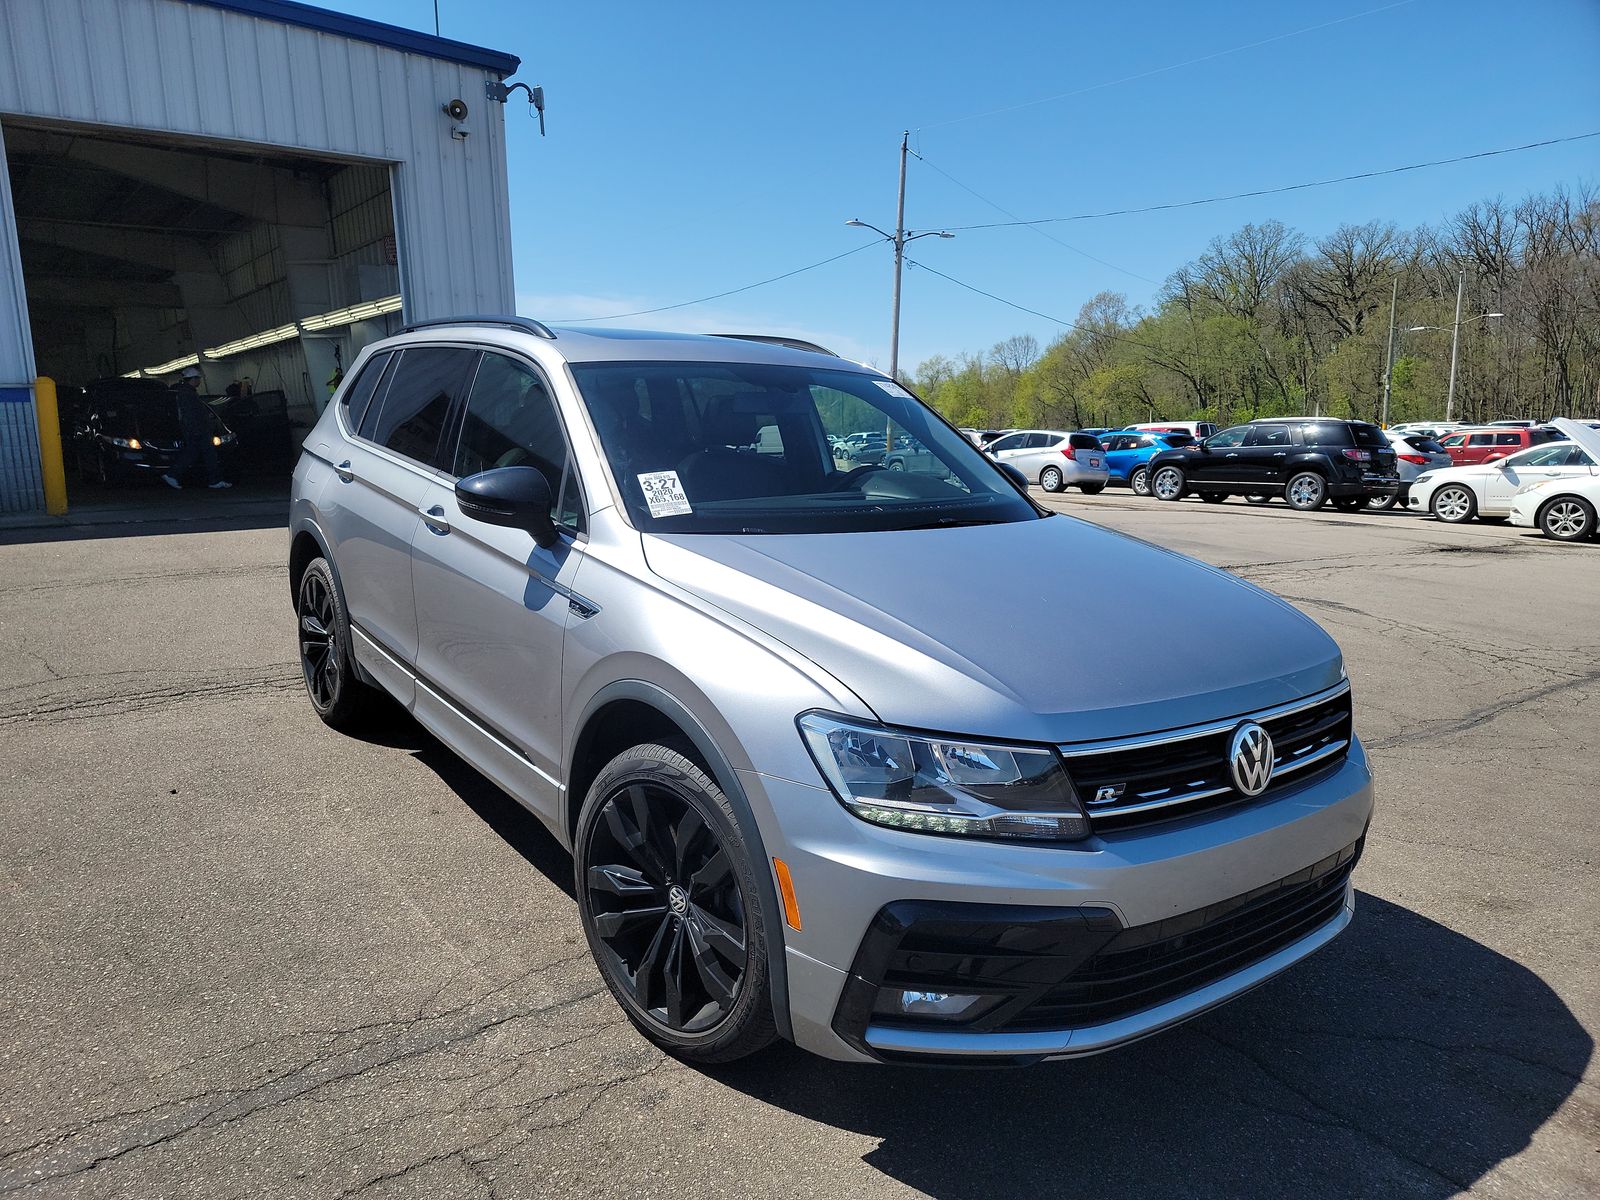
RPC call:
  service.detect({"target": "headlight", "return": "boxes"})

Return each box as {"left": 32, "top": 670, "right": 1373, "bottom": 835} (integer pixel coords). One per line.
{"left": 1412, "top": 472, "right": 1434, "bottom": 487}
{"left": 1515, "top": 479, "right": 1560, "bottom": 495}
{"left": 103, "top": 435, "right": 141, "bottom": 450}
{"left": 798, "top": 713, "right": 1089, "bottom": 841}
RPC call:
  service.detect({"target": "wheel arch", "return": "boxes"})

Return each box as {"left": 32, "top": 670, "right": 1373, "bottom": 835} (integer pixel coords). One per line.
{"left": 565, "top": 679, "right": 795, "bottom": 1042}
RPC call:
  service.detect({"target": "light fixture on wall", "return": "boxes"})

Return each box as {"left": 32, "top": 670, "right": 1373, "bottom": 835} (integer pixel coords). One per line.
{"left": 128, "top": 295, "right": 403, "bottom": 376}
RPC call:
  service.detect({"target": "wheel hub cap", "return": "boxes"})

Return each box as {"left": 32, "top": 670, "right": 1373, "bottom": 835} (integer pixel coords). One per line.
{"left": 667, "top": 884, "right": 689, "bottom": 917}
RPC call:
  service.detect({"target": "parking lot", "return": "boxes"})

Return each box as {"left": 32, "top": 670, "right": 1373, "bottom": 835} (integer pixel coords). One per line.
{"left": 1, "top": 495, "right": 1595, "bottom": 1199}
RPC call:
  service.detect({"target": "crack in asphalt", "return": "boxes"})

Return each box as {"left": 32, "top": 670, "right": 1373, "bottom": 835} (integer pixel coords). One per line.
{"left": 0, "top": 563, "right": 281, "bottom": 600}
{"left": 0, "top": 665, "right": 301, "bottom": 726}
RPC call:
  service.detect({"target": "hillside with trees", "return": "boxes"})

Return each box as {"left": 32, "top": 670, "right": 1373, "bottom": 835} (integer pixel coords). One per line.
{"left": 912, "top": 184, "right": 1599, "bottom": 430}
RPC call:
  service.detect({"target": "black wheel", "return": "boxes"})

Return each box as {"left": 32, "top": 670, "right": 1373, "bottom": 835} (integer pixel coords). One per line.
{"left": 887, "top": 459, "right": 905, "bottom": 471}
{"left": 1079, "top": 482, "right": 1105, "bottom": 495}
{"left": 1200, "top": 492, "right": 1226, "bottom": 504}
{"left": 1366, "top": 491, "right": 1398, "bottom": 512}
{"left": 1130, "top": 466, "right": 1152, "bottom": 497}
{"left": 1245, "top": 494, "right": 1272, "bottom": 505}
{"left": 1152, "top": 465, "right": 1186, "bottom": 501}
{"left": 576, "top": 743, "right": 776, "bottom": 1063}
{"left": 1332, "top": 496, "right": 1367, "bottom": 512}
{"left": 1538, "top": 495, "right": 1596, "bottom": 542}
{"left": 1039, "top": 465, "right": 1064, "bottom": 493}
{"left": 1285, "top": 471, "right": 1328, "bottom": 511}
{"left": 296, "top": 558, "right": 377, "bottom": 730}
{"left": 1430, "top": 484, "right": 1476, "bottom": 524}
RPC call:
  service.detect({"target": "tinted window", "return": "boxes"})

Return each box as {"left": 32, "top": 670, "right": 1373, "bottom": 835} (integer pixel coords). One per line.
{"left": 1207, "top": 426, "right": 1248, "bottom": 448}
{"left": 1467, "top": 433, "right": 1496, "bottom": 446}
{"left": 355, "top": 356, "right": 399, "bottom": 441}
{"left": 1495, "top": 432, "right": 1522, "bottom": 446}
{"left": 453, "top": 352, "right": 578, "bottom": 529}
{"left": 1068, "top": 433, "right": 1102, "bottom": 451}
{"left": 1024, "top": 432, "right": 1057, "bottom": 449}
{"left": 1158, "top": 433, "right": 1195, "bottom": 447}
{"left": 369, "top": 347, "right": 477, "bottom": 467}
{"left": 341, "top": 351, "right": 391, "bottom": 430}
{"left": 988, "top": 433, "right": 1026, "bottom": 452}
{"left": 1406, "top": 436, "right": 1445, "bottom": 453}
{"left": 1245, "top": 424, "right": 1290, "bottom": 447}
{"left": 1350, "top": 423, "right": 1388, "bottom": 448}
{"left": 1301, "top": 423, "right": 1353, "bottom": 447}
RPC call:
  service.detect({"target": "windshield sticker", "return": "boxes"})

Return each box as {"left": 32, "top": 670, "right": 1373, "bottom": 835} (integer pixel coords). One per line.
{"left": 874, "top": 379, "right": 913, "bottom": 399}
{"left": 638, "top": 470, "right": 693, "bottom": 517}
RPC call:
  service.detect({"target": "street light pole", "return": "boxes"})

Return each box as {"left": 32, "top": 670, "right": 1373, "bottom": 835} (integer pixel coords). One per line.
{"left": 889, "top": 131, "right": 909, "bottom": 382}
{"left": 1381, "top": 275, "right": 1398, "bottom": 427}
{"left": 1445, "top": 269, "right": 1466, "bottom": 424}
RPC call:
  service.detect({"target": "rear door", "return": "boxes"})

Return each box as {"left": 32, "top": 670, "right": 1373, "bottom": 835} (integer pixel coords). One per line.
{"left": 319, "top": 345, "right": 477, "bottom": 701}
{"left": 1101, "top": 434, "right": 1137, "bottom": 479}
{"left": 409, "top": 349, "right": 588, "bottom": 823}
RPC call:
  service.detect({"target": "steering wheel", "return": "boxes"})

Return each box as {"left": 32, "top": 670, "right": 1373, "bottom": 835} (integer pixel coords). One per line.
{"left": 828, "top": 464, "right": 885, "bottom": 491}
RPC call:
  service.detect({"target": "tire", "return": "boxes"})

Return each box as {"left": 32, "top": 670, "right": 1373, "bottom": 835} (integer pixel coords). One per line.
{"left": 1538, "top": 495, "right": 1596, "bottom": 542}
{"left": 887, "top": 459, "right": 905, "bottom": 471}
{"left": 1245, "top": 494, "right": 1272, "bottom": 505}
{"left": 1285, "top": 471, "right": 1328, "bottom": 511}
{"left": 1039, "top": 465, "right": 1064, "bottom": 493}
{"left": 1078, "top": 482, "right": 1105, "bottom": 495}
{"left": 1152, "top": 465, "right": 1186, "bottom": 501}
{"left": 1200, "top": 493, "right": 1226, "bottom": 504}
{"left": 1130, "top": 466, "right": 1152, "bottom": 497}
{"left": 1365, "top": 491, "right": 1398, "bottom": 512}
{"left": 296, "top": 558, "right": 379, "bottom": 731}
{"left": 1430, "top": 484, "right": 1477, "bottom": 524}
{"left": 575, "top": 743, "right": 776, "bottom": 1064}
{"left": 1332, "top": 496, "right": 1367, "bottom": 512}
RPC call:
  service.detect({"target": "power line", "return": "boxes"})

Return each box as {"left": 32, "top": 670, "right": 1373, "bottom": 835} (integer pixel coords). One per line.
{"left": 937, "top": 131, "right": 1600, "bottom": 231}
{"left": 556, "top": 242, "right": 878, "bottom": 323}
{"left": 908, "top": 148, "right": 1159, "bottom": 284}
{"left": 904, "top": 255, "right": 1166, "bottom": 354}
{"left": 916, "top": 0, "right": 1419, "bottom": 132}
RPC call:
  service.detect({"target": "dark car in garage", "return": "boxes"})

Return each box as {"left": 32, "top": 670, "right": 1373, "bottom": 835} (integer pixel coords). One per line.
{"left": 71, "top": 378, "right": 237, "bottom": 484}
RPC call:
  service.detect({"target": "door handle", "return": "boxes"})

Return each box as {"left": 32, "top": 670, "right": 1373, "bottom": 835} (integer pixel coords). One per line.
{"left": 1272, "top": 452, "right": 1286, "bottom": 457}
{"left": 1225, "top": 452, "right": 1239, "bottom": 458}
{"left": 334, "top": 459, "right": 355, "bottom": 482}
{"left": 419, "top": 505, "right": 451, "bottom": 534}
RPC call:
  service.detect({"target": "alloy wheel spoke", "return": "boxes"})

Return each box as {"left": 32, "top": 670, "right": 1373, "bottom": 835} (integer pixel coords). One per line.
{"left": 687, "top": 846, "right": 731, "bottom": 894}
{"left": 672, "top": 807, "right": 708, "bottom": 879}
{"left": 663, "top": 925, "right": 689, "bottom": 1028}
{"left": 690, "top": 905, "right": 746, "bottom": 965}
{"left": 631, "top": 914, "right": 674, "bottom": 1012}
{"left": 587, "top": 862, "right": 657, "bottom": 898}
{"left": 593, "top": 904, "right": 669, "bottom": 938}
{"left": 686, "top": 922, "right": 737, "bottom": 1004}
{"left": 300, "top": 613, "right": 329, "bottom": 639}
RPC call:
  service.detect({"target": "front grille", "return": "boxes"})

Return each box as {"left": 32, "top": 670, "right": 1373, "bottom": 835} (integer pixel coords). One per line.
{"left": 1062, "top": 684, "right": 1352, "bottom": 832}
{"left": 1008, "top": 839, "right": 1359, "bottom": 1031}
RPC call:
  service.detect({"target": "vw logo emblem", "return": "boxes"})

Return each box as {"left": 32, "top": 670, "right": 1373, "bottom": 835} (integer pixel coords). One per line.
{"left": 667, "top": 885, "right": 690, "bottom": 917}
{"left": 1229, "top": 722, "right": 1275, "bottom": 797}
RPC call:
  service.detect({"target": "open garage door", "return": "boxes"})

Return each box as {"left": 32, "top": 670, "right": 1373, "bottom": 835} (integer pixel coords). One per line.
{"left": 3, "top": 119, "right": 402, "bottom": 510}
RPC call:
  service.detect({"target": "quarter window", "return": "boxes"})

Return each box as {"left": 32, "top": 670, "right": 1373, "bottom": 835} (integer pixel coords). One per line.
{"left": 341, "top": 351, "right": 391, "bottom": 431}
{"left": 1495, "top": 432, "right": 1522, "bottom": 446}
{"left": 453, "top": 352, "right": 579, "bottom": 530}
{"left": 369, "top": 347, "right": 477, "bottom": 468}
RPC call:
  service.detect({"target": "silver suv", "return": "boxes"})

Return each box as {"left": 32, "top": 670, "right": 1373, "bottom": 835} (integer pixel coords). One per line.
{"left": 289, "top": 318, "right": 1373, "bottom": 1065}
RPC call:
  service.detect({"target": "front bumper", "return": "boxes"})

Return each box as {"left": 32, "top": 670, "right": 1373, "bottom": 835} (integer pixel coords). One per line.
{"left": 747, "top": 739, "right": 1374, "bottom": 1063}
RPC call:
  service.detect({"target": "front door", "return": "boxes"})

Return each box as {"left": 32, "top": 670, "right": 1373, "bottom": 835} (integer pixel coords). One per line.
{"left": 1480, "top": 444, "right": 1598, "bottom": 513}
{"left": 409, "top": 349, "right": 588, "bottom": 824}
{"left": 1241, "top": 423, "right": 1293, "bottom": 489}
{"left": 1191, "top": 425, "right": 1250, "bottom": 486}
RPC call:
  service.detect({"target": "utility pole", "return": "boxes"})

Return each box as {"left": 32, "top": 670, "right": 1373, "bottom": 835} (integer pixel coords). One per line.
{"left": 1381, "top": 275, "right": 1398, "bottom": 427}
{"left": 888, "top": 131, "right": 910, "bottom": 381}
{"left": 1445, "top": 269, "right": 1465, "bottom": 424}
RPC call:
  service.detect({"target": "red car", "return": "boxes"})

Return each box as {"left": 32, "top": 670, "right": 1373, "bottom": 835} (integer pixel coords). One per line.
{"left": 1437, "top": 426, "right": 1558, "bottom": 466}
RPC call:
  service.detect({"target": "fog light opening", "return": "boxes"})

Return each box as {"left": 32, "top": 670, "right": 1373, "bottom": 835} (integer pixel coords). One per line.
{"left": 877, "top": 989, "right": 988, "bottom": 1021}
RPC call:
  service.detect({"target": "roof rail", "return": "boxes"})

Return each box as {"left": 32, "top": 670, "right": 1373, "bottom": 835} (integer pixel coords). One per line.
{"left": 398, "top": 315, "right": 557, "bottom": 340}
{"left": 712, "top": 333, "right": 838, "bottom": 357}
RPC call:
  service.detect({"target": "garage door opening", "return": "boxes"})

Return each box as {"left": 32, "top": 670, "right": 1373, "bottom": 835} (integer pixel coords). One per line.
{"left": 4, "top": 118, "right": 403, "bottom": 511}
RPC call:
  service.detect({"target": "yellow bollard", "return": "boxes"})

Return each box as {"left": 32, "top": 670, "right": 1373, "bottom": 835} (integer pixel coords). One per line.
{"left": 33, "top": 377, "right": 68, "bottom": 516}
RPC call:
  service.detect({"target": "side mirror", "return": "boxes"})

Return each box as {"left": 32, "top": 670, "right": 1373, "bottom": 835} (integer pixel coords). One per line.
{"left": 455, "top": 466, "right": 559, "bottom": 548}
{"left": 999, "top": 462, "right": 1029, "bottom": 491}
{"left": 1199, "top": 441, "right": 1213, "bottom": 453}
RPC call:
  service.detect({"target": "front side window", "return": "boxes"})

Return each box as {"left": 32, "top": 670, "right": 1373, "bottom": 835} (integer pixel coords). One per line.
{"left": 368, "top": 347, "right": 477, "bottom": 467}
{"left": 453, "top": 352, "right": 579, "bottom": 530}
{"left": 1440, "top": 433, "right": 1467, "bottom": 447}
{"left": 1206, "top": 426, "right": 1248, "bottom": 449}
{"left": 1507, "top": 443, "right": 1575, "bottom": 469}
{"left": 569, "top": 362, "right": 1039, "bottom": 534}
{"left": 987, "top": 433, "right": 1026, "bottom": 453}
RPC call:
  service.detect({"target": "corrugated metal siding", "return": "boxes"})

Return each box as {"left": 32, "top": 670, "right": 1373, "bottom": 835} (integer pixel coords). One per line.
{"left": 0, "top": 128, "right": 33, "bottom": 387}
{"left": 0, "top": 0, "right": 520, "bottom": 511}
{"left": 0, "top": 389, "right": 46, "bottom": 514}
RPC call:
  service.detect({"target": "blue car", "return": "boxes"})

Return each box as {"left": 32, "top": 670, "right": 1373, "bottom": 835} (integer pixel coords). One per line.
{"left": 1099, "top": 430, "right": 1196, "bottom": 496}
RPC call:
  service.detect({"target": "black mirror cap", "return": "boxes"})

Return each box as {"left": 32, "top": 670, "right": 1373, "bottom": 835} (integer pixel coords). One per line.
{"left": 999, "top": 462, "right": 1029, "bottom": 492}
{"left": 455, "top": 466, "right": 560, "bottom": 548}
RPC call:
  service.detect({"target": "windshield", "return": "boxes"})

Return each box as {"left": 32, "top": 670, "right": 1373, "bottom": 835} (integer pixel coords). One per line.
{"left": 570, "top": 361, "right": 1041, "bottom": 534}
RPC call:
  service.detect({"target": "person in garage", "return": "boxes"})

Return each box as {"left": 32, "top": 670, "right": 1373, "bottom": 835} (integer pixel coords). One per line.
{"left": 162, "top": 366, "right": 231, "bottom": 491}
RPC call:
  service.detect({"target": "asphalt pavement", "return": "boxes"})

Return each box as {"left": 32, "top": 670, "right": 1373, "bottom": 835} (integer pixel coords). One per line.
{"left": 0, "top": 492, "right": 1595, "bottom": 1198}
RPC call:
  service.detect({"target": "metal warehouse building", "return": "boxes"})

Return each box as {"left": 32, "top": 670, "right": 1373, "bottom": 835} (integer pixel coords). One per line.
{"left": 0, "top": 0, "right": 526, "bottom": 514}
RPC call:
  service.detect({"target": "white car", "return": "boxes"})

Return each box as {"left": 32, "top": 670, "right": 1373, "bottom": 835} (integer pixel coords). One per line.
{"left": 985, "top": 429, "right": 1110, "bottom": 493}
{"left": 1508, "top": 418, "right": 1600, "bottom": 541}
{"left": 1407, "top": 440, "right": 1598, "bottom": 524}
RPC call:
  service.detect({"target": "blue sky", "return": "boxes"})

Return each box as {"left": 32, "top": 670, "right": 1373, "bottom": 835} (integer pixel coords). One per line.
{"left": 330, "top": 0, "right": 1598, "bottom": 373}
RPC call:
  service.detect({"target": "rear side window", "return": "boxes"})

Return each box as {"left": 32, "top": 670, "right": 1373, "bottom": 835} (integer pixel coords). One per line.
{"left": 1301, "top": 423, "right": 1353, "bottom": 448}
{"left": 368, "top": 347, "right": 478, "bottom": 467}
{"left": 1068, "top": 433, "right": 1102, "bottom": 451}
{"left": 1024, "top": 432, "right": 1056, "bottom": 449}
{"left": 1245, "top": 424, "right": 1290, "bottom": 447}
{"left": 341, "top": 351, "right": 392, "bottom": 431}
{"left": 1159, "top": 433, "right": 1195, "bottom": 447}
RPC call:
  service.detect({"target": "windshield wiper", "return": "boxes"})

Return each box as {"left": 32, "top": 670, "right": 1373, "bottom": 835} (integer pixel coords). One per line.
{"left": 896, "top": 516, "right": 1004, "bottom": 530}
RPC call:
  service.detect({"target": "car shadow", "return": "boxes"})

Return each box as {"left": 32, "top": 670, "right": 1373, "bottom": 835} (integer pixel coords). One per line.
{"left": 336, "top": 704, "right": 1591, "bottom": 1196}
{"left": 705, "top": 893, "right": 1589, "bottom": 1199}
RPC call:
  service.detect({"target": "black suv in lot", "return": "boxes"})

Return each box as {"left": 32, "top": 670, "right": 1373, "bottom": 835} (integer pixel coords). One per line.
{"left": 1147, "top": 418, "right": 1399, "bottom": 511}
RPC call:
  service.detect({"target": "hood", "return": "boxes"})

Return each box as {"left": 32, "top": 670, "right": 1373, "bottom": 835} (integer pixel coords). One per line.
{"left": 1553, "top": 418, "right": 1600, "bottom": 462}
{"left": 643, "top": 514, "right": 1343, "bottom": 744}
